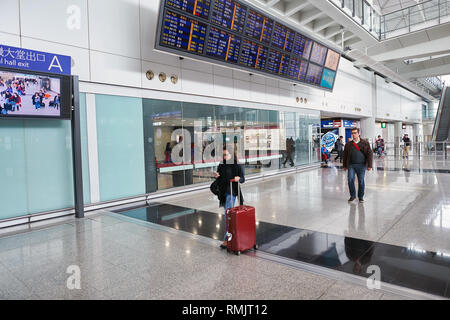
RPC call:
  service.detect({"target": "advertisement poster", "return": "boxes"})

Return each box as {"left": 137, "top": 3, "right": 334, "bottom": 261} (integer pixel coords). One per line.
{"left": 321, "top": 129, "right": 339, "bottom": 152}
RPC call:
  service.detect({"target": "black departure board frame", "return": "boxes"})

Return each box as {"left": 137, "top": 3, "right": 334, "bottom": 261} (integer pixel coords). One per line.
{"left": 155, "top": 0, "right": 341, "bottom": 92}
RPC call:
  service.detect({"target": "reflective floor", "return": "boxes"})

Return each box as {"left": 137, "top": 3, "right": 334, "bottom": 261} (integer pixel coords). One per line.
{"left": 116, "top": 202, "right": 450, "bottom": 298}
{"left": 0, "top": 210, "right": 399, "bottom": 300}
{"left": 129, "top": 156, "right": 450, "bottom": 298}
{"left": 158, "top": 157, "right": 450, "bottom": 254}
{"left": 0, "top": 155, "right": 448, "bottom": 299}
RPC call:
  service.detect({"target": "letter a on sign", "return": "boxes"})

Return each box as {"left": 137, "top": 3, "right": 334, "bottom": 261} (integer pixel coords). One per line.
{"left": 48, "top": 55, "right": 63, "bottom": 73}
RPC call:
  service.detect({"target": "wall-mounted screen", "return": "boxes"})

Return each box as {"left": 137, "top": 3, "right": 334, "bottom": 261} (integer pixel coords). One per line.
{"left": 211, "top": 0, "right": 246, "bottom": 33}
{"left": 166, "top": 0, "right": 211, "bottom": 20}
{"left": 156, "top": 0, "right": 341, "bottom": 91}
{"left": 320, "top": 68, "right": 336, "bottom": 89}
{"left": 324, "top": 49, "right": 340, "bottom": 71}
{"left": 310, "top": 42, "right": 327, "bottom": 65}
{"left": 0, "top": 69, "right": 71, "bottom": 119}
{"left": 305, "top": 64, "right": 323, "bottom": 85}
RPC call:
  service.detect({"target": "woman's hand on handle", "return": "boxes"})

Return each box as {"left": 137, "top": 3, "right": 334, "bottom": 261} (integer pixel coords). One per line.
{"left": 234, "top": 176, "right": 240, "bottom": 182}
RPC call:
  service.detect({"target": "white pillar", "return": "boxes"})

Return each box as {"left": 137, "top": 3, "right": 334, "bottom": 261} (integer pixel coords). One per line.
{"left": 360, "top": 117, "right": 376, "bottom": 146}
{"left": 413, "top": 123, "right": 421, "bottom": 142}
{"left": 360, "top": 71, "right": 378, "bottom": 147}
{"left": 394, "top": 121, "right": 403, "bottom": 157}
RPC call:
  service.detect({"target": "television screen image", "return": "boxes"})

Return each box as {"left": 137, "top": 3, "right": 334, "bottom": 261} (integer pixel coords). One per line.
{"left": 0, "top": 70, "right": 61, "bottom": 117}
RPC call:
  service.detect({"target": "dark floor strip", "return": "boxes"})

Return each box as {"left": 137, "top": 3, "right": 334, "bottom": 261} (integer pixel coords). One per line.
{"left": 114, "top": 203, "right": 450, "bottom": 298}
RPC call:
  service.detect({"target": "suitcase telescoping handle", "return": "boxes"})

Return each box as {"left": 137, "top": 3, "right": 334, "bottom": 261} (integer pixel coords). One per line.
{"left": 229, "top": 179, "right": 241, "bottom": 209}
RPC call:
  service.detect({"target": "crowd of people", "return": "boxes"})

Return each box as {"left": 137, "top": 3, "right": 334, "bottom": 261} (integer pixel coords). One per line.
{"left": 0, "top": 75, "right": 60, "bottom": 115}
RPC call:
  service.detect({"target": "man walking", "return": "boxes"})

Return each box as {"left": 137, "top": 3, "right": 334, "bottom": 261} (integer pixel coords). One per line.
{"left": 334, "top": 136, "right": 344, "bottom": 162}
{"left": 343, "top": 128, "right": 373, "bottom": 203}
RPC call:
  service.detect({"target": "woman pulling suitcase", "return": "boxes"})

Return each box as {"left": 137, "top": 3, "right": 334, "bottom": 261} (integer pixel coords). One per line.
{"left": 213, "top": 146, "right": 245, "bottom": 249}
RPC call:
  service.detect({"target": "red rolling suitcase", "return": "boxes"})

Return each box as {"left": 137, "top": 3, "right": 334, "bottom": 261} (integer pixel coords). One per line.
{"left": 226, "top": 180, "right": 257, "bottom": 255}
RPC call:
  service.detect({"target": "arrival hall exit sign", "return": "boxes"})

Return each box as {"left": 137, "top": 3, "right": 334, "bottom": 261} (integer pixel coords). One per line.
{"left": 0, "top": 44, "right": 71, "bottom": 76}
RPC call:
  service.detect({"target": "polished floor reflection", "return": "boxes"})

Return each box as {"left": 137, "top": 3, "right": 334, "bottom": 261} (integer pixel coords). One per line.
{"left": 116, "top": 202, "right": 450, "bottom": 298}
{"left": 156, "top": 157, "right": 450, "bottom": 255}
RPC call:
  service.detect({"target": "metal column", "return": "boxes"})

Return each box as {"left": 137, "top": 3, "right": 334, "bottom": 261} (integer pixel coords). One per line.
{"left": 71, "top": 75, "right": 84, "bottom": 218}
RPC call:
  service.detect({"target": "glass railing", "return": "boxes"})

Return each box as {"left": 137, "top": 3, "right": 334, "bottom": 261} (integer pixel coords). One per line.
{"left": 329, "top": 0, "right": 381, "bottom": 39}
{"left": 425, "top": 76, "right": 444, "bottom": 90}
{"left": 370, "top": 141, "right": 449, "bottom": 159}
{"left": 380, "top": 0, "right": 450, "bottom": 40}
{"left": 329, "top": 0, "right": 450, "bottom": 41}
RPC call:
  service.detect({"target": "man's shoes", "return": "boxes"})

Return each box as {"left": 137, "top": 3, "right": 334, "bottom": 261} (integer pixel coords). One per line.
{"left": 220, "top": 242, "right": 227, "bottom": 249}
{"left": 348, "top": 197, "right": 356, "bottom": 202}
{"left": 359, "top": 198, "right": 364, "bottom": 203}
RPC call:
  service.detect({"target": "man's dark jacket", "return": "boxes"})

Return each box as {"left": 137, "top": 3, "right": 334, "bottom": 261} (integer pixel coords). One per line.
{"left": 342, "top": 139, "right": 373, "bottom": 169}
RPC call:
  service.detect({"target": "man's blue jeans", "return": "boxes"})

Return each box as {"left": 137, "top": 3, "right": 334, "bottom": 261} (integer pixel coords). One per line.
{"left": 348, "top": 164, "right": 366, "bottom": 199}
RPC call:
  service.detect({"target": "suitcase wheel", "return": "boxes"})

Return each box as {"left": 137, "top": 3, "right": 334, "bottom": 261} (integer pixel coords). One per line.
{"left": 235, "top": 251, "right": 241, "bottom": 256}
{"left": 254, "top": 244, "right": 258, "bottom": 250}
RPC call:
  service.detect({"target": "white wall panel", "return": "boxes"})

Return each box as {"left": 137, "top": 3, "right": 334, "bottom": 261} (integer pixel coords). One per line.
{"left": 182, "top": 69, "right": 213, "bottom": 95}
{"left": 90, "top": 51, "right": 141, "bottom": 87}
{"left": 181, "top": 58, "right": 213, "bottom": 74}
{"left": 233, "top": 70, "right": 251, "bottom": 82}
{"left": 89, "top": 0, "right": 140, "bottom": 59}
{"left": 20, "top": 0, "right": 89, "bottom": 48}
{"left": 141, "top": 60, "right": 182, "bottom": 92}
{"left": 21, "top": 37, "right": 90, "bottom": 81}
{"left": 213, "top": 65, "right": 233, "bottom": 78}
{"left": 233, "top": 79, "right": 250, "bottom": 101}
{"left": 0, "top": 32, "right": 21, "bottom": 47}
{"left": 213, "top": 75, "right": 234, "bottom": 99}
{"left": 266, "top": 86, "right": 280, "bottom": 105}
{"left": 250, "top": 83, "right": 266, "bottom": 103}
{"left": 250, "top": 73, "right": 266, "bottom": 85}
{"left": 0, "top": 0, "right": 20, "bottom": 35}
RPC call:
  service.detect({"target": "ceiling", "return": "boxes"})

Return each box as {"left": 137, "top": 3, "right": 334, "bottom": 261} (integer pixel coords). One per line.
{"left": 249, "top": 0, "right": 449, "bottom": 99}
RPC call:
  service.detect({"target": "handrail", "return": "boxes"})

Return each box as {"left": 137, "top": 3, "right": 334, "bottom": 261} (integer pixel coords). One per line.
{"left": 330, "top": 0, "right": 450, "bottom": 41}
{"left": 381, "top": 0, "right": 436, "bottom": 16}
{"left": 432, "top": 85, "right": 447, "bottom": 141}
{"left": 380, "top": 0, "right": 449, "bottom": 40}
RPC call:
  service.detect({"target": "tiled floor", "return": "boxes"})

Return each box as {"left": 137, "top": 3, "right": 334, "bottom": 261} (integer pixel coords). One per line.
{"left": 0, "top": 156, "right": 448, "bottom": 300}
{"left": 159, "top": 158, "right": 450, "bottom": 254}
{"left": 0, "top": 211, "right": 408, "bottom": 300}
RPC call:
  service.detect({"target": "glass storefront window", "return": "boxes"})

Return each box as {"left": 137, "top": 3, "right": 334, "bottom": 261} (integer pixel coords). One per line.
{"left": 142, "top": 98, "right": 320, "bottom": 192}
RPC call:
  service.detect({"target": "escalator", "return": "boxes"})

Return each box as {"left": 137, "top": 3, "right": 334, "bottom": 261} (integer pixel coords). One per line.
{"left": 432, "top": 86, "right": 450, "bottom": 150}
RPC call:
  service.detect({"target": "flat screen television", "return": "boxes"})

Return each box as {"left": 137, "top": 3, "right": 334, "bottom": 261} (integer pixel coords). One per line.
{"left": 0, "top": 68, "right": 71, "bottom": 120}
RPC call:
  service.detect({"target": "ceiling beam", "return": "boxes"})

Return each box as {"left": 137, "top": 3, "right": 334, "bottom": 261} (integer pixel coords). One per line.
{"left": 313, "top": 17, "right": 336, "bottom": 33}
{"left": 284, "top": 0, "right": 310, "bottom": 17}
{"left": 298, "top": 8, "right": 325, "bottom": 26}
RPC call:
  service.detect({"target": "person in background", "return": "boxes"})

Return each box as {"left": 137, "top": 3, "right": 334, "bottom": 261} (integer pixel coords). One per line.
{"left": 213, "top": 145, "right": 245, "bottom": 249}
{"left": 402, "top": 134, "right": 411, "bottom": 159}
{"left": 11, "top": 93, "right": 21, "bottom": 111}
{"left": 164, "top": 142, "right": 172, "bottom": 163}
{"left": 32, "top": 92, "right": 42, "bottom": 110}
{"left": 53, "top": 94, "right": 60, "bottom": 109}
{"left": 375, "top": 135, "right": 384, "bottom": 157}
{"left": 321, "top": 144, "right": 330, "bottom": 164}
{"left": 335, "top": 136, "right": 344, "bottom": 162}
{"left": 283, "top": 137, "right": 295, "bottom": 167}
{"left": 343, "top": 128, "right": 373, "bottom": 203}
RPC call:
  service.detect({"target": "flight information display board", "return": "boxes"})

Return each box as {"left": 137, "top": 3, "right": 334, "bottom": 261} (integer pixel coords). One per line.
{"left": 166, "top": 0, "right": 211, "bottom": 20}
{"left": 211, "top": 0, "right": 246, "bottom": 33}
{"left": 156, "top": 0, "right": 341, "bottom": 91}
{"left": 206, "top": 26, "right": 241, "bottom": 63}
